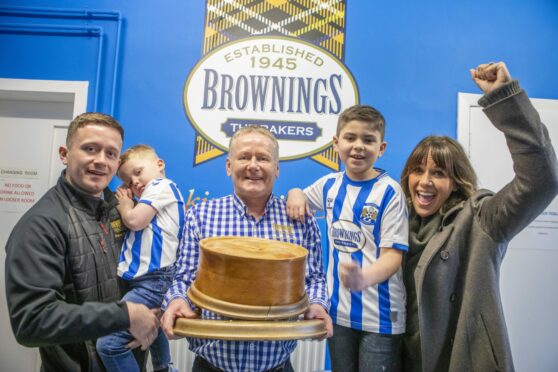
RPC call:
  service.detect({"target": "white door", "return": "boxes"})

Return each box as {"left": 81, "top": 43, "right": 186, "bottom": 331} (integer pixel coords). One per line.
{"left": 458, "top": 93, "right": 558, "bottom": 372}
{"left": 0, "top": 79, "right": 88, "bottom": 372}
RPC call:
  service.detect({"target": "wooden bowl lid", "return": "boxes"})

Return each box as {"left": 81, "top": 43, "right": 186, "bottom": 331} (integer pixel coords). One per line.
{"left": 174, "top": 317, "right": 327, "bottom": 341}
{"left": 200, "top": 236, "right": 308, "bottom": 260}
{"left": 192, "top": 236, "right": 309, "bottom": 319}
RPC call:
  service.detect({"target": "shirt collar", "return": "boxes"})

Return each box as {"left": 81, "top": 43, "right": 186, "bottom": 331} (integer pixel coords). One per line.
{"left": 342, "top": 168, "right": 386, "bottom": 185}
{"left": 232, "top": 192, "right": 276, "bottom": 217}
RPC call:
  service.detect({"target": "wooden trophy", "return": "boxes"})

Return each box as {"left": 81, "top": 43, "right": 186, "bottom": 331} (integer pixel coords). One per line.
{"left": 173, "top": 236, "right": 327, "bottom": 340}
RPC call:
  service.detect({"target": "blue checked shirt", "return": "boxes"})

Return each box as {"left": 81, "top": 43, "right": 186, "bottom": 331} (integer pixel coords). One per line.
{"left": 164, "top": 193, "right": 328, "bottom": 372}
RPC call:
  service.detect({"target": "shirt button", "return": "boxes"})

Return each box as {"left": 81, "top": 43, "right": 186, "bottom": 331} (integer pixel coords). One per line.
{"left": 450, "top": 293, "right": 457, "bottom": 302}
{"left": 440, "top": 250, "right": 450, "bottom": 261}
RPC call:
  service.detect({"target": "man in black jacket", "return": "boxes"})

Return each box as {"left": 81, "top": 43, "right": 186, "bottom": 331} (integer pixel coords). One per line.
{"left": 5, "top": 113, "right": 160, "bottom": 372}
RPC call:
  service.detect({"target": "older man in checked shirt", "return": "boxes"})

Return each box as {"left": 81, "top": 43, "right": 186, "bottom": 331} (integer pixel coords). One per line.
{"left": 161, "top": 126, "right": 332, "bottom": 372}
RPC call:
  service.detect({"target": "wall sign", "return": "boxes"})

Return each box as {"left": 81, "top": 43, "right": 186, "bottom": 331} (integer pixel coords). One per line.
{"left": 185, "top": 0, "right": 358, "bottom": 170}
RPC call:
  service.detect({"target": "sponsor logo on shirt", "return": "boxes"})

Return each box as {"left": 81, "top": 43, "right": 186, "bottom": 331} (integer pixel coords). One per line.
{"left": 330, "top": 220, "right": 365, "bottom": 253}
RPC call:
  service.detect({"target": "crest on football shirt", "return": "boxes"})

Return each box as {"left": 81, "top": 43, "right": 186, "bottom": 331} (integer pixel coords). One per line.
{"left": 359, "top": 203, "right": 379, "bottom": 225}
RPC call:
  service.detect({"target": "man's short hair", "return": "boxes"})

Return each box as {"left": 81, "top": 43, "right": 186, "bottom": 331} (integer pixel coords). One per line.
{"left": 337, "top": 105, "right": 386, "bottom": 140}
{"left": 228, "top": 126, "right": 279, "bottom": 160}
{"left": 66, "top": 112, "right": 124, "bottom": 147}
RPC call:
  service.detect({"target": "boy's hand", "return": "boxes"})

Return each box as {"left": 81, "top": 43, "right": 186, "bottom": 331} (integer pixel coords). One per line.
{"left": 339, "top": 261, "right": 366, "bottom": 292}
{"left": 286, "top": 188, "right": 311, "bottom": 223}
{"left": 115, "top": 186, "right": 134, "bottom": 212}
{"left": 470, "top": 61, "right": 511, "bottom": 95}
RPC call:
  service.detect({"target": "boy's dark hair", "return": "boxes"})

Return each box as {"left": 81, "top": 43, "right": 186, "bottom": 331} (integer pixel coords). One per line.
{"left": 337, "top": 105, "right": 385, "bottom": 140}
{"left": 66, "top": 112, "right": 124, "bottom": 146}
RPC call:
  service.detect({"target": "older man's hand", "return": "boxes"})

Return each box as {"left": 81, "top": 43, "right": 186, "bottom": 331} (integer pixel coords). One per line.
{"left": 161, "top": 298, "right": 199, "bottom": 340}
{"left": 305, "top": 303, "right": 333, "bottom": 339}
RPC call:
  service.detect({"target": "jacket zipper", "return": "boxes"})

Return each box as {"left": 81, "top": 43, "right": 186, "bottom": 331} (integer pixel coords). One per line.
{"left": 99, "top": 222, "right": 108, "bottom": 253}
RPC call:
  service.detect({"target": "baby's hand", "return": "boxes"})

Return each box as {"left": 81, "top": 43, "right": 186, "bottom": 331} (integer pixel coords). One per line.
{"left": 339, "top": 261, "right": 365, "bottom": 292}
{"left": 115, "top": 186, "right": 134, "bottom": 211}
{"left": 286, "top": 188, "right": 311, "bottom": 223}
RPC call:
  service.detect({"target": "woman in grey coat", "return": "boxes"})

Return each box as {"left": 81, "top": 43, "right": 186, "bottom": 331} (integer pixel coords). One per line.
{"left": 400, "top": 62, "right": 558, "bottom": 372}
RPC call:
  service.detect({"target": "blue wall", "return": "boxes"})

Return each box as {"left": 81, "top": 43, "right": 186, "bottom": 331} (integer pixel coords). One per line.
{"left": 1, "top": 1, "right": 557, "bottom": 369}
{"left": 2, "top": 0, "right": 557, "bottom": 201}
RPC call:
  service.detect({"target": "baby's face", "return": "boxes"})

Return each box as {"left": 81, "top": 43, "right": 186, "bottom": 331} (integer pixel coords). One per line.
{"left": 118, "top": 155, "right": 164, "bottom": 197}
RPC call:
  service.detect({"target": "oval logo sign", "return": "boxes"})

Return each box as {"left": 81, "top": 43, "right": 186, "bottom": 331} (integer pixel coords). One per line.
{"left": 184, "top": 35, "right": 359, "bottom": 160}
{"left": 330, "top": 220, "right": 365, "bottom": 253}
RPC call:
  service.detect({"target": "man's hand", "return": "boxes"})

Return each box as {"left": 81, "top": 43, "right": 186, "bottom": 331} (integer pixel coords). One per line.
{"left": 161, "top": 298, "right": 198, "bottom": 340}
{"left": 115, "top": 186, "right": 134, "bottom": 213}
{"left": 304, "top": 303, "right": 333, "bottom": 339}
{"left": 126, "top": 302, "right": 160, "bottom": 351}
{"left": 470, "top": 61, "right": 511, "bottom": 95}
{"left": 286, "top": 188, "right": 311, "bottom": 223}
{"left": 339, "top": 261, "right": 365, "bottom": 292}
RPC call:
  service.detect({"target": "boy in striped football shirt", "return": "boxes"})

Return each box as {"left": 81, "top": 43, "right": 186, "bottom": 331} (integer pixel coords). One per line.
{"left": 287, "top": 105, "right": 408, "bottom": 372}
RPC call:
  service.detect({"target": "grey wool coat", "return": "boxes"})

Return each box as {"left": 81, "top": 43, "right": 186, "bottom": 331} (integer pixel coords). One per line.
{"left": 413, "top": 83, "right": 558, "bottom": 372}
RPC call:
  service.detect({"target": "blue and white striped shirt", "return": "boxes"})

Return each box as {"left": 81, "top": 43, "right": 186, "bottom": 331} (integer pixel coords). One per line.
{"left": 118, "top": 178, "right": 185, "bottom": 280}
{"left": 305, "top": 170, "right": 408, "bottom": 334}
{"left": 164, "top": 193, "right": 328, "bottom": 372}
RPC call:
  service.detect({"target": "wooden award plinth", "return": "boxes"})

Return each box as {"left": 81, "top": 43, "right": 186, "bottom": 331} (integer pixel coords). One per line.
{"left": 174, "top": 317, "right": 327, "bottom": 341}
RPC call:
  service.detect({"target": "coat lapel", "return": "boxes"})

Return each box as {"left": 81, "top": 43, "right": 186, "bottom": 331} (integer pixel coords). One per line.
{"left": 414, "top": 224, "right": 454, "bottom": 308}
